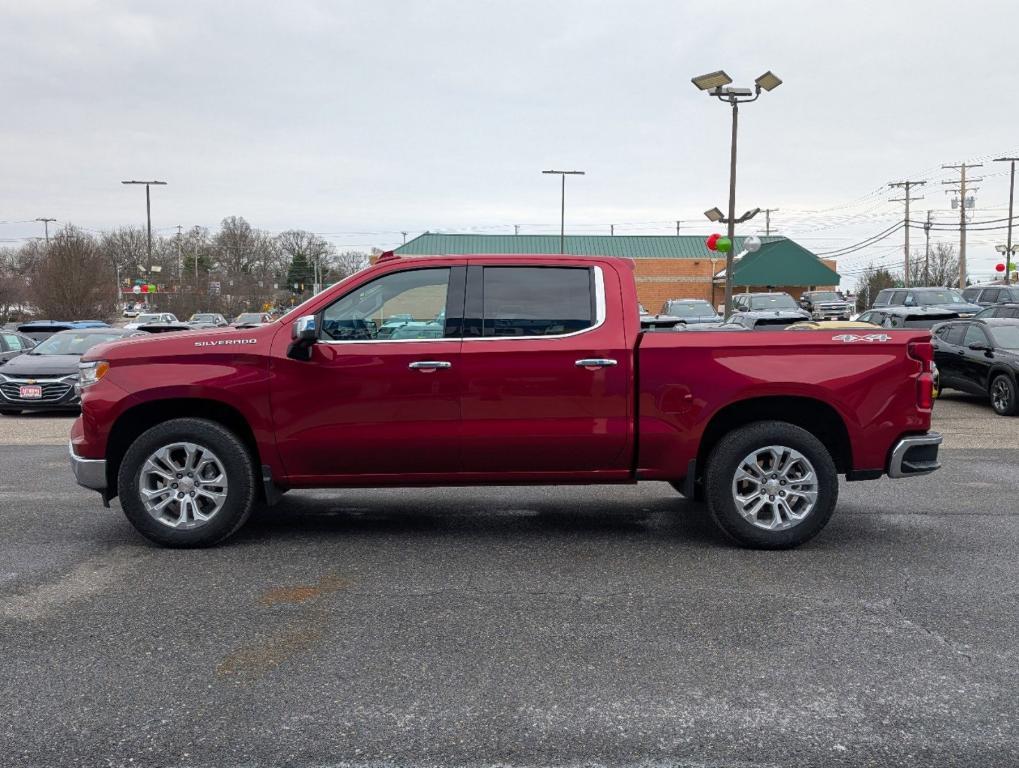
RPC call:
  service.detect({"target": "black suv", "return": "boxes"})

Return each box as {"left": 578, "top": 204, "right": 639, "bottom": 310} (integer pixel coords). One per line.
{"left": 961, "top": 284, "right": 1019, "bottom": 308}
{"left": 872, "top": 287, "right": 981, "bottom": 317}
{"left": 932, "top": 318, "right": 1019, "bottom": 415}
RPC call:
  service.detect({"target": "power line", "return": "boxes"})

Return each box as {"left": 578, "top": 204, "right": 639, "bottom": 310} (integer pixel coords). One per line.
{"left": 942, "top": 163, "right": 983, "bottom": 287}
{"left": 888, "top": 180, "right": 926, "bottom": 285}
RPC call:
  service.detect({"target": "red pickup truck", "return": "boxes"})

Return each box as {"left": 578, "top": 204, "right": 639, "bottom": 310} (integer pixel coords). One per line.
{"left": 69, "top": 254, "right": 941, "bottom": 549}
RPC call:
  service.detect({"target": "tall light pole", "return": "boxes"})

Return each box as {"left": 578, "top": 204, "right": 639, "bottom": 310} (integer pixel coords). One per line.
{"left": 121, "top": 180, "right": 167, "bottom": 265}
{"left": 692, "top": 70, "right": 781, "bottom": 318}
{"left": 542, "top": 169, "right": 585, "bottom": 254}
{"left": 34, "top": 217, "right": 57, "bottom": 245}
{"left": 994, "top": 157, "right": 1019, "bottom": 284}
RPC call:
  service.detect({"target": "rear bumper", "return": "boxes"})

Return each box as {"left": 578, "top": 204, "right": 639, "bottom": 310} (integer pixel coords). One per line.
{"left": 69, "top": 441, "right": 107, "bottom": 491}
{"left": 887, "top": 432, "right": 942, "bottom": 478}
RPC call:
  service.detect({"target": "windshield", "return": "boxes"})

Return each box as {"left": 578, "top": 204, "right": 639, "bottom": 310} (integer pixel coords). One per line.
{"left": 136, "top": 314, "right": 164, "bottom": 323}
{"left": 750, "top": 294, "right": 797, "bottom": 310}
{"left": 990, "top": 325, "right": 1019, "bottom": 349}
{"left": 808, "top": 292, "right": 841, "bottom": 302}
{"left": 190, "top": 314, "right": 217, "bottom": 322}
{"left": 916, "top": 290, "right": 965, "bottom": 305}
{"left": 235, "top": 314, "right": 262, "bottom": 323}
{"left": 668, "top": 301, "right": 714, "bottom": 317}
{"left": 32, "top": 332, "right": 125, "bottom": 356}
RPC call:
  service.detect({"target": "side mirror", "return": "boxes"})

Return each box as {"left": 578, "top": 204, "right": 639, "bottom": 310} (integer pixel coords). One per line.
{"left": 288, "top": 315, "right": 318, "bottom": 360}
{"left": 968, "top": 342, "right": 991, "bottom": 352}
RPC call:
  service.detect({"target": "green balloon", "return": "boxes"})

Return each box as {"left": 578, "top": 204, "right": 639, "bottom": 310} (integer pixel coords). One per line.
{"left": 716, "top": 237, "right": 732, "bottom": 253}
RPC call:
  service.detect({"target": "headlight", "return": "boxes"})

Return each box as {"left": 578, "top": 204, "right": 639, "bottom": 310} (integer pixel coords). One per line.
{"left": 78, "top": 360, "right": 110, "bottom": 387}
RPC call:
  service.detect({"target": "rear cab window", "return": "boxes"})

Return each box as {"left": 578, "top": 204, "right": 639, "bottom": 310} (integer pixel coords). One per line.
{"left": 465, "top": 265, "right": 600, "bottom": 338}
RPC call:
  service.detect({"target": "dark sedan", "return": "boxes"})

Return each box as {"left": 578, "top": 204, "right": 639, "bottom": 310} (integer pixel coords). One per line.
{"left": 0, "top": 328, "right": 142, "bottom": 415}
{"left": 932, "top": 318, "right": 1019, "bottom": 415}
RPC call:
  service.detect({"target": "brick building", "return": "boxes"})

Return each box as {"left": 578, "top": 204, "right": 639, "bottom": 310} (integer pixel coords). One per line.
{"left": 393, "top": 234, "right": 839, "bottom": 312}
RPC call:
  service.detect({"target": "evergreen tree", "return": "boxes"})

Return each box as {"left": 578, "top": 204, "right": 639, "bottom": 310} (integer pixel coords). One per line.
{"left": 286, "top": 251, "right": 314, "bottom": 293}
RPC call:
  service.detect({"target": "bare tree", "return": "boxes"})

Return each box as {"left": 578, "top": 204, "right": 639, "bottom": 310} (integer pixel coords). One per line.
{"left": 29, "top": 226, "right": 116, "bottom": 320}
{"left": 855, "top": 265, "right": 898, "bottom": 311}
{"left": 277, "top": 230, "right": 334, "bottom": 290}
{"left": 0, "top": 247, "right": 30, "bottom": 321}
{"left": 329, "top": 250, "right": 370, "bottom": 283}
{"left": 905, "top": 243, "right": 960, "bottom": 288}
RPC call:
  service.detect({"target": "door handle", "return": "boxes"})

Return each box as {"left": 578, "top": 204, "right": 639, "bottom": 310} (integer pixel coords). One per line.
{"left": 575, "top": 358, "right": 618, "bottom": 368}
{"left": 408, "top": 360, "right": 452, "bottom": 371}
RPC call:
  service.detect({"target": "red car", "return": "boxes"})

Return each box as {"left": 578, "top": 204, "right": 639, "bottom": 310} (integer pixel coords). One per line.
{"left": 69, "top": 254, "right": 940, "bottom": 549}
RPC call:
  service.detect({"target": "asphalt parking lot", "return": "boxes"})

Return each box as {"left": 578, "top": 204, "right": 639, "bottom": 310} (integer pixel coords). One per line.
{"left": 1, "top": 395, "right": 1017, "bottom": 767}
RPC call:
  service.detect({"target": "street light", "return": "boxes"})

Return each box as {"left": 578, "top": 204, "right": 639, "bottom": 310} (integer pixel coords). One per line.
{"left": 121, "top": 180, "right": 167, "bottom": 266}
{"left": 692, "top": 70, "right": 782, "bottom": 318}
{"left": 994, "top": 157, "right": 1019, "bottom": 285}
{"left": 542, "top": 169, "right": 585, "bottom": 254}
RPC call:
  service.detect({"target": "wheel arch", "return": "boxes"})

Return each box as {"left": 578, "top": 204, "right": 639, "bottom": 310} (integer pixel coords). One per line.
{"left": 105, "top": 398, "right": 262, "bottom": 498}
{"left": 695, "top": 395, "right": 853, "bottom": 484}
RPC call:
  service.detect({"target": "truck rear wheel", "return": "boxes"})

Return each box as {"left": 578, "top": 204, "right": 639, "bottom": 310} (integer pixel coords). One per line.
{"left": 117, "top": 418, "right": 257, "bottom": 547}
{"left": 704, "top": 421, "right": 838, "bottom": 549}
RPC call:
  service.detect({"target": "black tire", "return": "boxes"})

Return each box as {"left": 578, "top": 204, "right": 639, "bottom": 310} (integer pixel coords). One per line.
{"left": 117, "top": 418, "right": 257, "bottom": 547}
{"left": 0, "top": 408, "right": 21, "bottom": 416}
{"left": 704, "top": 420, "right": 838, "bottom": 549}
{"left": 990, "top": 374, "right": 1019, "bottom": 416}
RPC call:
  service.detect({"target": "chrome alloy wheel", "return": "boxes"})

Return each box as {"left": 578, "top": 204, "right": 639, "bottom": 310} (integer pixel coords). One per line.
{"left": 992, "top": 378, "right": 1011, "bottom": 413}
{"left": 731, "top": 445, "right": 818, "bottom": 531}
{"left": 138, "top": 442, "right": 229, "bottom": 529}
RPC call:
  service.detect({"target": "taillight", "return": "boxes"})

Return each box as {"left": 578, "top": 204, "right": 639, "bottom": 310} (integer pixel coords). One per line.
{"left": 908, "top": 340, "right": 934, "bottom": 371}
{"left": 917, "top": 373, "right": 934, "bottom": 409}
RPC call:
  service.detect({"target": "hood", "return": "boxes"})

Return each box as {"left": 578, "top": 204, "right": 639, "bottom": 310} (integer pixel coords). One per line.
{"left": 82, "top": 322, "right": 279, "bottom": 363}
{"left": 744, "top": 309, "right": 810, "bottom": 319}
{"left": 683, "top": 314, "right": 722, "bottom": 323}
{"left": 0, "top": 353, "right": 81, "bottom": 377}
{"left": 940, "top": 302, "right": 982, "bottom": 313}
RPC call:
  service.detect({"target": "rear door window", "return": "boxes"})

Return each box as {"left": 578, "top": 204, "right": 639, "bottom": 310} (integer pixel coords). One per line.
{"left": 962, "top": 288, "right": 981, "bottom": 302}
{"left": 981, "top": 288, "right": 1000, "bottom": 303}
{"left": 477, "top": 266, "right": 595, "bottom": 337}
{"left": 890, "top": 291, "right": 907, "bottom": 305}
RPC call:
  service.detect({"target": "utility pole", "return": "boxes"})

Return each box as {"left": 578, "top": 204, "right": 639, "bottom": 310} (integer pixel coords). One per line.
{"left": 34, "top": 217, "right": 57, "bottom": 244}
{"left": 994, "top": 157, "right": 1019, "bottom": 284}
{"left": 175, "top": 225, "right": 183, "bottom": 284}
{"left": 121, "top": 180, "right": 168, "bottom": 266}
{"left": 924, "top": 211, "right": 932, "bottom": 285}
{"left": 401, "top": 231, "right": 408, "bottom": 244}
{"left": 610, "top": 224, "right": 615, "bottom": 236}
{"left": 888, "top": 180, "right": 926, "bottom": 286}
{"left": 514, "top": 224, "right": 520, "bottom": 235}
{"left": 542, "top": 169, "right": 585, "bottom": 254}
{"left": 675, "top": 220, "right": 682, "bottom": 236}
{"left": 942, "top": 163, "right": 982, "bottom": 288}
{"left": 762, "top": 208, "right": 778, "bottom": 236}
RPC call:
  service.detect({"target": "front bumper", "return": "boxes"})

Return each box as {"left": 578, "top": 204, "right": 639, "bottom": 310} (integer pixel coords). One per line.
{"left": 69, "top": 441, "right": 107, "bottom": 491}
{"left": 887, "top": 432, "right": 942, "bottom": 478}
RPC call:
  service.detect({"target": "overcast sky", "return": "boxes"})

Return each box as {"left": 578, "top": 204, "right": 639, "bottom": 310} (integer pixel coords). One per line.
{"left": 3, "top": 0, "right": 1018, "bottom": 286}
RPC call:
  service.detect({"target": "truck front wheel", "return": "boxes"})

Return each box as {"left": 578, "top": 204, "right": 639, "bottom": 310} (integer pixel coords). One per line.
{"left": 704, "top": 421, "right": 838, "bottom": 549}
{"left": 117, "top": 418, "right": 257, "bottom": 547}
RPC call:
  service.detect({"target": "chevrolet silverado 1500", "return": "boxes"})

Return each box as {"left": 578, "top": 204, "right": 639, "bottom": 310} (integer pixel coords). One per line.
{"left": 69, "top": 253, "right": 942, "bottom": 549}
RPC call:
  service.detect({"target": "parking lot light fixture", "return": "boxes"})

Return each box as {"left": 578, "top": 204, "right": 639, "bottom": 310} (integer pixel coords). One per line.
{"left": 692, "top": 70, "right": 781, "bottom": 319}
{"left": 691, "top": 70, "right": 733, "bottom": 91}
{"left": 704, "top": 207, "right": 725, "bottom": 223}
{"left": 755, "top": 71, "right": 783, "bottom": 92}
{"left": 542, "top": 170, "right": 585, "bottom": 254}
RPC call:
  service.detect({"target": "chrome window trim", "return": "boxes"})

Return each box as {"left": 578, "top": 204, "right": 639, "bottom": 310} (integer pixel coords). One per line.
{"left": 317, "top": 265, "right": 606, "bottom": 345}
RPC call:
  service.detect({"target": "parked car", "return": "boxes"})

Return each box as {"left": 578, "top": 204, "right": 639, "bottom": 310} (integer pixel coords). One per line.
{"left": 232, "top": 312, "right": 273, "bottom": 327}
{"left": 16, "top": 320, "right": 111, "bottom": 343}
{"left": 961, "top": 284, "right": 1019, "bottom": 308}
{"left": 69, "top": 253, "right": 941, "bottom": 550}
{"left": 0, "top": 330, "right": 36, "bottom": 363}
{"left": 932, "top": 318, "right": 1019, "bottom": 415}
{"left": 728, "top": 292, "right": 811, "bottom": 330}
{"left": 0, "top": 328, "right": 143, "bottom": 415}
{"left": 660, "top": 299, "right": 721, "bottom": 325}
{"left": 188, "top": 313, "right": 229, "bottom": 329}
{"left": 872, "top": 287, "right": 981, "bottom": 317}
{"left": 975, "top": 303, "right": 1019, "bottom": 319}
{"left": 799, "top": 290, "right": 854, "bottom": 321}
{"left": 785, "top": 321, "right": 880, "bottom": 331}
{"left": 122, "top": 303, "right": 143, "bottom": 318}
{"left": 136, "top": 322, "right": 195, "bottom": 334}
{"left": 124, "top": 313, "right": 179, "bottom": 331}
{"left": 856, "top": 306, "right": 959, "bottom": 330}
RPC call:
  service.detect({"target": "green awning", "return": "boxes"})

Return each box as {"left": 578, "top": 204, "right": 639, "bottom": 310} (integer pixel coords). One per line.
{"left": 727, "top": 239, "right": 839, "bottom": 287}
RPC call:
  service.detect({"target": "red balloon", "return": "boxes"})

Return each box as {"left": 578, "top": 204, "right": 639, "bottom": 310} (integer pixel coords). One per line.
{"left": 706, "top": 233, "right": 721, "bottom": 251}
{"left": 996, "top": 263, "right": 1006, "bottom": 272}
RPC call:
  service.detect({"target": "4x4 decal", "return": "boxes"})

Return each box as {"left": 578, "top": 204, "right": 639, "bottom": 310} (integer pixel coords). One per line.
{"left": 832, "top": 333, "right": 892, "bottom": 343}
